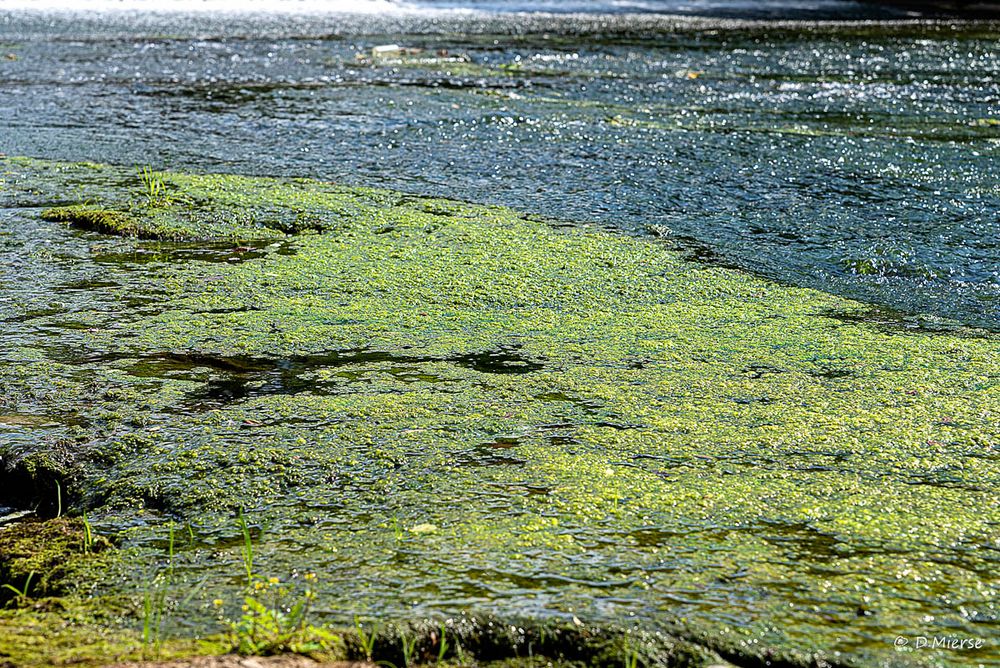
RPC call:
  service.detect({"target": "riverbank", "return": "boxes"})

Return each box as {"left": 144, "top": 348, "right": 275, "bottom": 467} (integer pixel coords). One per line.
{"left": 0, "top": 157, "right": 997, "bottom": 667}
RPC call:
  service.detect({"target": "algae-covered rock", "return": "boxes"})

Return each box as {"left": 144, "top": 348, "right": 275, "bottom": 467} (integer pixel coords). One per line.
{"left": 0, "top": 517, "right": 111, "bottom": 600}
{"left": 2, "top": 157, "right": 370, "bottom": 242}
{"left": 41, "top": 208, "right": 141, "bottom": 239}
{"left": 0, "top": 157, "right": 996, "bottom": 667}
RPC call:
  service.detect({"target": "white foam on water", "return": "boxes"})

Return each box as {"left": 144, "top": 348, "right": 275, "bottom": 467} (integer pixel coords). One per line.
{"left": 0, "top": 0, "right": 422, "bottom": 13}
{"left": 0, "top": 0, "right": 871, "bottom": 16}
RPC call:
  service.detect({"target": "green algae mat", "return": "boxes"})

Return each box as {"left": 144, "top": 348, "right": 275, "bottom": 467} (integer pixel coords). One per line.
{"left": 0, "top": 157, "right": 997, "bottom": 667}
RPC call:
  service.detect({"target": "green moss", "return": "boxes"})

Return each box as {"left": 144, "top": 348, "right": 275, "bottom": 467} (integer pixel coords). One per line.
{"left": 339, "top": 616, "right": 725, "bottom": 667}
{"left": 0, "top": 518, "right": 113, "bottom": 601}
{"left": 41, "top": 207, "right": 142, "bottom": 238}
{"left": 0, "top": 601, "right": 231, "bottom": 668}
{"left": 0, "top": 157, "right": 996, "bottom": 668}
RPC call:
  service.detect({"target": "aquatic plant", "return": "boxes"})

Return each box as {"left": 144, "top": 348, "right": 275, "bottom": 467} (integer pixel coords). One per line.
{"left": 390, "top": 516, "right": 403, "bottom": 541}
{"left": 1, "top": 571, "right": 35, "bottom": 606}
{"left": 228, "top": 575, "right": 340, "bottom": 656}
{"left": 81, "top": 513, "right": 94, "bottom": 554}
{"left": 436, "top": 621, "right": 449, "bottom": 663}
{"left": 137, "top": 165, "right": 172, "bottom": 208}
{"left": 400, "top": 632, "right": 417, "bottom": 667}
{"left": 622, "top": 646, "right": 639, "bottom": 668}
{"left": 141, "top": 525, "right": 175, "bottom": 658}
{"left": 354, "top": 616, "right": 378, "bottom": 662}
{"left": 238, "top": 512, "right": 254, "bottom": 588}
{"left": 215, "top": 515, "right": 343, "bottom": 656}
{"left": 141, "top": 585, "right": 166, "bottom": 657}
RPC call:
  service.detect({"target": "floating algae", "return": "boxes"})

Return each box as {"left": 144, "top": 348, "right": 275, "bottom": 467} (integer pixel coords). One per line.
{"left": 0, "top": 158, "right": 997, "bottom": 667}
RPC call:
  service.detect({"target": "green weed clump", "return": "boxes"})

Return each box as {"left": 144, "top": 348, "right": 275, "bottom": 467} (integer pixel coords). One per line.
{"left": 0, "top": 518, "right": 110, "bottom": 604}
{"left": 1, "top": 571, "right": 35, "bottom": 606}
{"left": 39, "top": 165, "right": 175, "bottom": 239}
{"left": 225, "top": 574, "right": 341, "bottom": 656}
{"left": 137, "top": 165, "right": 173, "bottom": 208}
{"left": 215, "top": 515, "right": 342, "bottom": 657}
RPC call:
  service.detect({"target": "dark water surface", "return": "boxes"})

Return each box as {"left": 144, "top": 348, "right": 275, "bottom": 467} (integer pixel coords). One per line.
{"left": 1, "top": 4, "right": 998, "bottom": 329}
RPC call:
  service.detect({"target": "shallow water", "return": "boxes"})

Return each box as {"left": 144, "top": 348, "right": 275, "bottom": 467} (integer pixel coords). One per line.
{"left": 1, "top": 3, "right": 998, "bottom": 329}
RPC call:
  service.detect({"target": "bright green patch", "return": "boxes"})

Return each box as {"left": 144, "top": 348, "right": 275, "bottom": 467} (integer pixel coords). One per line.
{"left": 0, "top": 157, "right": 997, "bottom": 667}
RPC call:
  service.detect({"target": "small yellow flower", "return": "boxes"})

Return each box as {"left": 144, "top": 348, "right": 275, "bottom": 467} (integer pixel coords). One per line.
{"left": 212, "top": 598, "right": 224, "bottom": 607}
{"left": 268, "top": 576, "right": 280, "bottom": 585}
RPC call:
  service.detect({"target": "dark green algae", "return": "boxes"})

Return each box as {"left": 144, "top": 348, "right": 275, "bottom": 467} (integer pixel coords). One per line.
{"left": 0, "top": 158, "right": 998, "bottom": 667}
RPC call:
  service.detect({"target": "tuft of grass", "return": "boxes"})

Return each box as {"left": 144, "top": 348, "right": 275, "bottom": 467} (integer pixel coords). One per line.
{"left": 219, "top": 515, "right": 341, "bottom": 656}
{"left": 81, "top": 512, "right": 94, "bottom": 553}
{"left": 142, "top": 525, "right": 175, "bottom": 659}
{"left": 142, "top": 586, "right": 166, "bottom": 656}
{"left": 238, "top": 512, "right": 253, "bottom": 588}
{"left": 390, "top": 516, "right": 403, "bottom": 541}
{"left": 2, "top": 571, "right": 36, "bottom": 605}
{"left": 354, "top": 616, "right": 378, "bottom": 662}
{"left": 400, "top": 633, "right": 417, "bottom": 667}
{"left": 229, "top": 579, "right": 340, "bottom": 655}
{"left": 137, "top": 165, "right": 172, "bottom": 207}
{"left": 436, "top": 621, "right": 449, "bottom": 663}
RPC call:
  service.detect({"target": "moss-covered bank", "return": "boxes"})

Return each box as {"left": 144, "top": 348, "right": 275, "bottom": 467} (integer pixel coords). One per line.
{"left": 0, "top": 158, "right": 997, "bottom": 667}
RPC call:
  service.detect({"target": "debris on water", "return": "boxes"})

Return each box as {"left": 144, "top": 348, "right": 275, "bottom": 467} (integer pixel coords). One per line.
{"left": 372, "top": 44, "right": 407, "bottom": 58}
{"left": 0, "top": 509, "right": 33, "bottom": 527}
{"left": 409, "top": 523, "right": 438, "bottom": 534}
{"left": 359, "top": 44, "right": 471, "bottom": 65}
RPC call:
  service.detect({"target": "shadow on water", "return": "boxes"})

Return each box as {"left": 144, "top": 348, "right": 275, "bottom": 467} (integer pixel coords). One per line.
{"left": 535, "top": 391, "right": 602, "bottom": 410}
{"left": 454, "top": 439, "right": 529, "bottom": 468}
{"left": 116, "top": 344, "right": 546, "bottom": 410}
{"left": 91, "top": 239, "right": 297, "bottom": 265}
{"left": 622, "top": 519, "right": 998, "bottom": 580}
{"left": 624, "top": 520, "right": 869, "bottom": 561}
{"left": 454, "top": 345, "right": 545, "bottom": 375}
{"left": 647, "top": 228, "right": 747, "bottom": 272}
{"left": 807, "top": 366, "right": 855, "bottom": 380}
{"left": 742, "top": 365, "right": 787, "bottom": 379}
{"left": 819, "top": 305, "right": 993, "bottom": 338}
{"left": 756, "top": 521, "right": 845, "bottom": 560}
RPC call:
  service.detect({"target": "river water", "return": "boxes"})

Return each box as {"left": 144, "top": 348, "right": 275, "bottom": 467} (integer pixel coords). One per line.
{"left": 2, "top": 1, "right": 998, "bottom": 330}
